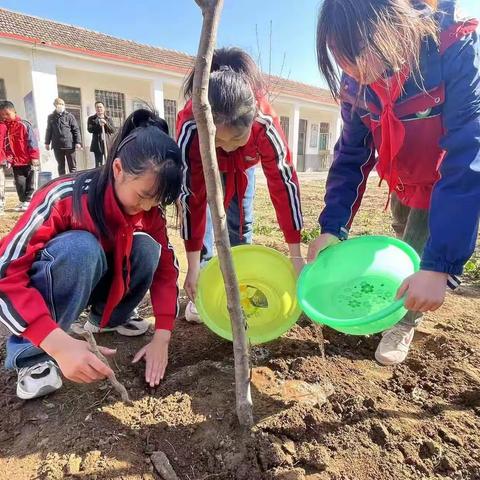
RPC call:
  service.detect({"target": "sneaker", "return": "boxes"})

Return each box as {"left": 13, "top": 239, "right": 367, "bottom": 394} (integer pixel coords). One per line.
{"left": 375, "top": 324, "right": 415, "bottom": 366}
{"left": 17, "top": 360, "right": 62, "bottom": 400}
{"left": 82, "top": 316, "right": 150, "bottom": 337}
{"left": 185, "top": 301, "right": 202, "bottom": 324}
{"left": 20, "top": 201, "right": 30, "bottom": 212}
{"left": 14, "top": 202, "right": 23, "bottom": 212}
{"left": 0, "top": 205, "right": 4, "bottom": 216}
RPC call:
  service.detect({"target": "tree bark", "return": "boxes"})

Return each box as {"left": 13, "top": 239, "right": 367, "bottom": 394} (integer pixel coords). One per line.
{"left": 192, "top": 0, "right": 253, "bottom": 426}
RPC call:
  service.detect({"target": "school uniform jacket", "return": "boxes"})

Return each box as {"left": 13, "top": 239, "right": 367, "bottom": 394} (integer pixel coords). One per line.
{"left": 4, "top": 116, "right": 39, "bottom": 167}
{"left": 320, "top": 0, "right": 480, "bottom": 277}
{"left": 0, "top": 177, "right": 179, "bottom": 346}
{"left": 177, "top": 98, "right": 303, "bottom": 252}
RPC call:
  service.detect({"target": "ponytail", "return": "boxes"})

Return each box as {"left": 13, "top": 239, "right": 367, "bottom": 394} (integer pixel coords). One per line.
{"left": 183, "top": 47, "right": 264, "bottom": 129}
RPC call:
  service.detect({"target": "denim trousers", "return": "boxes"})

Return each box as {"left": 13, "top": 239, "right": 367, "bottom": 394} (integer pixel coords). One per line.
{"left": 201, "top": 166, "right": 256, "bottom": 263}
{"left": 5, "top": 230, "right": 160, "bottom": 369}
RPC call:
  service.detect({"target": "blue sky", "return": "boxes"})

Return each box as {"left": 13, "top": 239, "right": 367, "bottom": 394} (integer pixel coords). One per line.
{"left": 0, "top": 0, "right": 479, "bottom": 87}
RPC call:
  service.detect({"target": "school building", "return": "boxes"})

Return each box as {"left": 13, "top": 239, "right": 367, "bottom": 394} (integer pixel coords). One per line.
{"left": 0, "top": 8, "right": 340, "bottom": 175}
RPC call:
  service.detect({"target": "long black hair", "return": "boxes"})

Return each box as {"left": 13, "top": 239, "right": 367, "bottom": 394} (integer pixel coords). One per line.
{"left": 183, "top": 47, "right": 265, "bottom": 129}
{"left": 72, "top": 109, "right": 182, "bottom": 238}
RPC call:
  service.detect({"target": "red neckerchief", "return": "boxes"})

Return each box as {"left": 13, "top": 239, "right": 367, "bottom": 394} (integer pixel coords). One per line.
{"left": 99, "top": 182, "right": 143, "bottom": 328}
{"left": 182, "top": 99, "right": 253, "bottom": 238}
{"left": 370, "top": 65, "right": 410, "bottom": 206}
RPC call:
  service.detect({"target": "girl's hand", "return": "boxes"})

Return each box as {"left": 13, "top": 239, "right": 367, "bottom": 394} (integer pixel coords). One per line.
{"left": 396, "top": 270, "right": 448, "bottom": 312}
{"left": 307, "top": 233, "right": 340, "bottom": 263}
{"left": 132, "top": 329, "right": 171, "bottom": 387}
{"left": 184, "top": 263, "right": 200, "bottom": 302}
{"left": 290, "top": 256, "right": 306, "bottom": 276}
{"left": 40, "top": 329, "right": 115, "bottom": 383}
{"left": 287, "top": 243, "right": 305, "bottom": 276}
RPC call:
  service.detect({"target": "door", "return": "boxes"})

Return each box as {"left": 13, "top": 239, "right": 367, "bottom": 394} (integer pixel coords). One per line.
{"left": 297, "top": 119, "right": 307, "bottom": 172}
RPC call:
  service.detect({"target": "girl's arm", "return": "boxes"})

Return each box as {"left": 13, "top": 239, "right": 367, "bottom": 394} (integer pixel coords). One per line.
{"left": 177, "top": 121, "right": 207, "bottom": 254}
{"left": 421, "top": 31, "right": 480, "bottom": 276}
{"left": 137, "top": 216, "right": 180, "bottom": 386}
{"left": 319, "top": 99, "right": 375, "bottom": 240}
{"left": 257, "top": 112, "right": 303, "bottom": 268}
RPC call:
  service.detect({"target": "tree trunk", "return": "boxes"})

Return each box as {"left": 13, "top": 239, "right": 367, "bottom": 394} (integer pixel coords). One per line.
{"left": 192, "top": 0, "right": 253, "bottom": 427}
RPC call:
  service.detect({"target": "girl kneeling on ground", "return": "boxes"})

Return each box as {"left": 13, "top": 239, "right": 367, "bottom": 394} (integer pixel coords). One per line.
{"left": 0, "top": 109, "right": 182, "bottom": 399}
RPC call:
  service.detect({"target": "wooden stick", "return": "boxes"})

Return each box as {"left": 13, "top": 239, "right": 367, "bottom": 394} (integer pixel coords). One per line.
{"left": 81, "top": 331, "right": 132, "bottom": 405}
{"left": 192, "top": 0, "right": 253, "bottom": 426}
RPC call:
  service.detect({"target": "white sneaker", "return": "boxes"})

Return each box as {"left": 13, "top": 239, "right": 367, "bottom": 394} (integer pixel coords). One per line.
{"left": 20, "top": 201, "right": 30, "bottom": 212}
{"left": 185, "top": 301, "right": 202, "bottom": 324}
{"left": 14, "top": 202, "right": 23, "bottom": 212}
{"left": 375, "top": 324, "right": 415, "bottom": 366}
{"left": 82, "top": 316, "right": 150, "bottom": 337}
{"left": 17, "top": 360, "right": 62, "bottom": 400}
{"left": 0, "top": 206, "right": 4, "bottom": 216}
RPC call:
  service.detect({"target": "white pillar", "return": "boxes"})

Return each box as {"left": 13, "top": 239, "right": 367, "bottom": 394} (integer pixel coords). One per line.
{"left": 150, "top": 78, "right": 165, "bottom": 118}
{"left": 30, "top": 56, "right": 58, "bottom": 175}
{"left": 291, "top": 104, "right": 300, "bottom": 168}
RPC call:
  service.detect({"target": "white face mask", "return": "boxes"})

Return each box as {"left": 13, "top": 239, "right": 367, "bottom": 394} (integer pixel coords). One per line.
{"left": 55, "top": 105, "right": 65, "bottom": 114}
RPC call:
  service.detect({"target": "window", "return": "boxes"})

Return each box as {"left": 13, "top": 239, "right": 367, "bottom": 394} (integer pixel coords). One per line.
{"left": 280, "top": 115, "right": 290, "bottom": 140}
{"left": 58, "top": 85, "right": 81, "bottom": 106}
{"left": 309, "top": 123, "right": 319, "bottom": 149}
{"left": 95, "top": 90, "right": 125, "bottom": 128}
{"left": 0, "top": 79, "right": 6, "bottom": 101}
{"left": 297, "top": 119, "right": 307, "bottom": 155}
{"left": 163, "top": 99, "right": 177, "bottom": 138}
{"left": 319, "top": 122, "right": 330, "bottom": 150}
{"left": 58, "top": 85, "right": 83, "bottom": 138}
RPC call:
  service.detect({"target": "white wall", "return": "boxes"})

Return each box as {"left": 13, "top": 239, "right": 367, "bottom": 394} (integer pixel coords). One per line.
{"left": 0, "top": 57, "right": 33, "bottom": 117}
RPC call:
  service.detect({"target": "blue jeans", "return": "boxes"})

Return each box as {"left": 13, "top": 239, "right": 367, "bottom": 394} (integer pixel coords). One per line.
{"left": 201, "top": 166, "right": 256, "bottom": 263}
{"left": 5, "top": 230, "right": 161, "bottom": 369}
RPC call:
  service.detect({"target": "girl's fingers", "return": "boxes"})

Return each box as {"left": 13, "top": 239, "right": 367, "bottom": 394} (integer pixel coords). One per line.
{"left": 82, "top": 364, "right": 104, "bottom": 381}
{"left": 98, "top": 346, "right": 117, "bottom": 356}
{"left": 145, "top": 357, "right": 154, "bottom": 385}
{"left": 132, "top": 346, "right": 147, "bottom": 364}
{"left": 396, "top": 280, "right": 409, "bottom": 300}
{"left": 88, "top": 355, "right": 113, "bottom": 378}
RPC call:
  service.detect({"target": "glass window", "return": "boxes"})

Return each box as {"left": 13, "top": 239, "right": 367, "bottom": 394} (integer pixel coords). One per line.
{"left": 95, "top": 90, "right": 126, "bottom": 128}
{"left": 0, "top": 79, "right": 6, "bottom": 101}
{"left": 319, "top": 122, "right": 330, "bottom": 150}
{"left": 58, "top": 85, "right": 81, "bottom": 106}
{"left": 163, "top": 99, "right": 177, "bottom": 138}
{"left": 280, "top": 115, "right": 290, "bottom": 140}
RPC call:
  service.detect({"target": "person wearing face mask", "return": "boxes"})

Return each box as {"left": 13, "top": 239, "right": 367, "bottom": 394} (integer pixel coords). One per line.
{"left": 45, "top": 98, "right": 82, "bottom": 176}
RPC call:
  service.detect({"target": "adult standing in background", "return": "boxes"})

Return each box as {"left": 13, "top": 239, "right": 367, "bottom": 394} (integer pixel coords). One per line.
{"left": 45, "top": 98, "right": 82, "bottom": 176}
{"left": 88, "top": 101, "right": 115, "bottom": 168}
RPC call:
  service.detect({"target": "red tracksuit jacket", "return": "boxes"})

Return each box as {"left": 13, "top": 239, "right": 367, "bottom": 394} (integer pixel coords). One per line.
{"left": 0, "top": 177, "right": 179, "bottom": 346}
{"left": 177, "top": 98, "right": 303, "bottom": 251}
{"left": 4, "top": 116, "right": 39, "bottom": 166}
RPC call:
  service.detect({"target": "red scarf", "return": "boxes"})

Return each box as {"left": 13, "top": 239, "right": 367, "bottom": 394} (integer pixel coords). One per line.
{"left": 370, "top": 66, "right": 410, "bottom": 205}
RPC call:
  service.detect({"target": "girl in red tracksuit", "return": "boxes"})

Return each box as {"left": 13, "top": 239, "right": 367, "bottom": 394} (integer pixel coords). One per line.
{"left": 178, "top": 47, "right": 304, "bottom": 323}
{"left": 0, "top": 109, "right": 182, "bottom": 399}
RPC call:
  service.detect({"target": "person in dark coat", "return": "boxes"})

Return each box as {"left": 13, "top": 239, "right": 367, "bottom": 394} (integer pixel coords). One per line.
{"left": 87, "top": 101, "right": 115, "bottom": 168}
{"left": 45, "top": 98, "right": 82, "bottom": 175}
